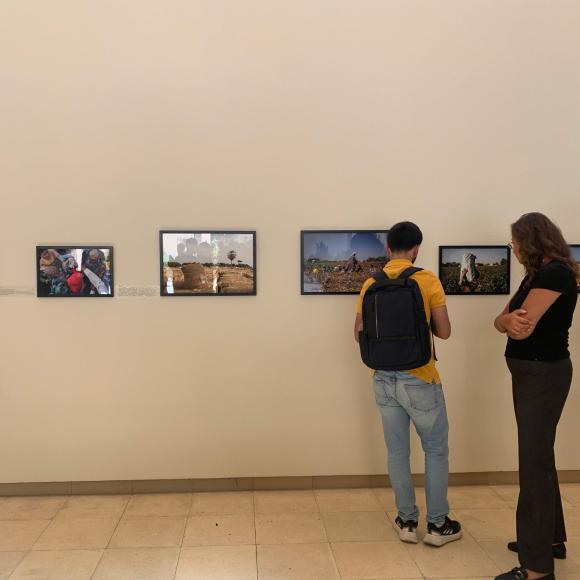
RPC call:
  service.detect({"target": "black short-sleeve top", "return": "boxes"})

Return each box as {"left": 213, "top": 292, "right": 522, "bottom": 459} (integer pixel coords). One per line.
{"left": 506, "top": 261, "right": 578, "bottom": 361}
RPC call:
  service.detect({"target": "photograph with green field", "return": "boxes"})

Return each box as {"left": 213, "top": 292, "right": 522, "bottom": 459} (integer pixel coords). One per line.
{"left": 439, "top": 245, "right": 510, "bottom": 295}
{"left": 301, "top": 230, "right": 388, "bottom": 294}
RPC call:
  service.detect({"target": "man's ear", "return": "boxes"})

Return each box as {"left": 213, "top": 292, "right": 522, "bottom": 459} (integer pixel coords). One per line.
{"left": 386, "top": 245, "right": 392, "bottom": 259}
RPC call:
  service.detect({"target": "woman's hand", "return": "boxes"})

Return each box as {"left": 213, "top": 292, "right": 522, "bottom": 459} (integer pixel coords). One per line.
{"left": 498, "top": 309, "right": 533, "bottom": 338}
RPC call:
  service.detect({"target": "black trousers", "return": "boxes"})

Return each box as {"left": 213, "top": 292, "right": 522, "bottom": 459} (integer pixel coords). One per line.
{"left": 507, "top": 357, "right": 572, "bottom": 573}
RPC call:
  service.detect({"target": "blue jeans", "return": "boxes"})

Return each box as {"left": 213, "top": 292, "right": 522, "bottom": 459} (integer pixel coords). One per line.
{"left": 373, "top": 370, "right": 450, "bottom": 526}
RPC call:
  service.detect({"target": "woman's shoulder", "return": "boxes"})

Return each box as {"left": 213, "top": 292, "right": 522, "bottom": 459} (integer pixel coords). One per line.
{"left": 541, "top": 260, "right": 575, "bottom": 277}
{"left": 534, "top": 260, "right": 577, "bottom": 290}
{"left": 544, "top": 259, "right": 570, "bottom": 269}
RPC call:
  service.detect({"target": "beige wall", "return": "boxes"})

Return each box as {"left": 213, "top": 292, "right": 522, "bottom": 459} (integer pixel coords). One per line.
{"left": 1, "top": 1, "right": 579, "bottom": 483}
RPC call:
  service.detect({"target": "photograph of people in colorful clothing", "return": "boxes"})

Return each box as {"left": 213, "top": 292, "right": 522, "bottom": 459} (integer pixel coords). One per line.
{"left": 37, "top": 247, "right": 112, "bottom": 297}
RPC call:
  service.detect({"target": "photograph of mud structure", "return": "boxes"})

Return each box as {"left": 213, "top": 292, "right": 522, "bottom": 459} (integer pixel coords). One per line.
{"left": 160, "top": 231, "right": 256, "bottom": 296}
{"left": 439, "top": 245, "right": 510, "bottom": 295}
{"left": 301, "top": 230, "right": 388, "bottom": 295}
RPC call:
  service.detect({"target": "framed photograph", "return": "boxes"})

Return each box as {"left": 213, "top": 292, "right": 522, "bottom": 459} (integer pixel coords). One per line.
{"left": 570, "top": 245, "right": 580, "bottom": 292}
{"left": 301, "top": 230, "right": 389, "bottom": 295}
{"left": 36, "top": 246, "right": 114, "bottom": 297}
{"left": 160, "top": 231, "right": 256, "bottom": 296}
{"left": 439, "top": 245, "right": 510, "bottom": 295}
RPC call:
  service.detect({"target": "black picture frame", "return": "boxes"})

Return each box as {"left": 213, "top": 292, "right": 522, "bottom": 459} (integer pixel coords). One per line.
{"left": 570, "top": 245, "right": 580, "bottom": 293}
{"left": 438, "top": 245, "right": 511, "bottom": 296}
{"left": 36, "top": 245, "right": 114, "bottom": 298}
{"left": 159, "top": 230, "right": 257, "bottom": 296}
{"left": 300, "top": 229, "right": 389, "bottom": 295}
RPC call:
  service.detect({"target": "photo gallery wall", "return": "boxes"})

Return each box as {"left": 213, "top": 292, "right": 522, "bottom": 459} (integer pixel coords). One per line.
{"left": 34, "top": 234, "right": 580, "bottom": 298}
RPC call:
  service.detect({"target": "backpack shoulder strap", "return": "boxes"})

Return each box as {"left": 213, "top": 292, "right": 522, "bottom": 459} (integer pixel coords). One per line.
{"left": 397, "top": 266, "right": 438, "bottom": 361}
{"left": 398, "top": 266, "right": 423, "bottom": 280}
{"left": 373, "top": 270, "right": 388, "bottom": 283}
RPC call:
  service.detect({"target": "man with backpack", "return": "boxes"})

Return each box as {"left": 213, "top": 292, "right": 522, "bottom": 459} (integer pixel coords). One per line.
{"left": 354, "top": 222, "right": 462, "bottom": 547}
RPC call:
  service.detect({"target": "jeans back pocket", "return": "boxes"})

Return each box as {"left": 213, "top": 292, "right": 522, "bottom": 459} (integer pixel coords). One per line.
{"left": 404, "top": 384, "right": 440, "bottom": 413}
{"left": 373, "top": 375, "right": 400, "bottom": 407}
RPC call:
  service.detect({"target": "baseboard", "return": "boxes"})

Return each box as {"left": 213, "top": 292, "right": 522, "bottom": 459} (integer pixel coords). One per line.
{"left": 1, "top": 471, "right": 579, "bottom": 496}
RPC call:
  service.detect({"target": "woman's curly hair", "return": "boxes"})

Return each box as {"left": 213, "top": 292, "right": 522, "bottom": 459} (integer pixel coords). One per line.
{"left": 511, "top": 212, "right": 579, "bottom": 286}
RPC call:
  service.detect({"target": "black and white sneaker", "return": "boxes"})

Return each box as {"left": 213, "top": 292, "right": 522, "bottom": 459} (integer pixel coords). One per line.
{"left": 423, "top": 516, "right": 462, "bottom": 547}
{"left": 393, "top": 516, "right": 419, "bottom": 544}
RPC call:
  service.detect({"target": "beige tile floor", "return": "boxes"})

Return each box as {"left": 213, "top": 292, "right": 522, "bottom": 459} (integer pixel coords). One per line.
{"left": 1, "top": 484, "right": 580, "bottom": 579}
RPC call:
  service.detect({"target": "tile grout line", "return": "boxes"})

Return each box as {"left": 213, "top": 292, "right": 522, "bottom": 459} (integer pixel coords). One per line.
{"left": 468, "top": 514, "right": 516, "bottom": 575}
{"left": 6, "top": 551, "right": 28, "bottom": 580}
{"left": 88, "top": 493, "right": 131, "bottom": 580}
{"left": 327, "top": 540, "right": 346, "bottom": 580}
{"left": 488, "top": 483, "right": 516, "bottom": 505}
{"left": 455, "top": 527, "right": 502, "bottom": 575}
{"left": 397, "top": 523, "right": 427, "bottom": 579}
{"left": 24, "top": 518, "right": 54, "bottom": 553}
{"left": 54, "top": 494, "right": 70, "bottom": 517}
{"left": 171, "top": 492, "right": 193, "bottom": 580}
{"left": 6, "top": 519, "right": 46, "bottom": 580}
{"left": 253, "top": 491, "right": 259, "bottom": 580}
{"left": 312, "top": 489, "right": 344, "bottom": 579}
{"left": 4, "top": 495, "right": 67, "bottom": 579}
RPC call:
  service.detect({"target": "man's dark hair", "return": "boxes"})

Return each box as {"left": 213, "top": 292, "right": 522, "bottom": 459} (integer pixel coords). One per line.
{"left": 387, "top": 222, "right": 423, "bottom": 252}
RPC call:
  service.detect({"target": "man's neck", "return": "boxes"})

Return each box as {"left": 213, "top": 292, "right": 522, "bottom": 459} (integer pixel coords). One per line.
{"left": 389, "top": 254, "right": 414, "bottom": 262}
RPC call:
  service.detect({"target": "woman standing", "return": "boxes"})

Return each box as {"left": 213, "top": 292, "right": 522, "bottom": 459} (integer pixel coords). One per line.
{"left": 494, "top": 213, "right": 578, "bottom": 580}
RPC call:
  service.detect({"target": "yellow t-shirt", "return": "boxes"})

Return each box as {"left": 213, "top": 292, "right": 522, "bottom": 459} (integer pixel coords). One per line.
{"left": 356, "top": 258, "right": 446, "bottom": 384}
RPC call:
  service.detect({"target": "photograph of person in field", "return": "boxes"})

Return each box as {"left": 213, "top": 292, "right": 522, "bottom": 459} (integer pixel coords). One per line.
{"left": 439, "top": 246, "right": 510, "bottom": 295}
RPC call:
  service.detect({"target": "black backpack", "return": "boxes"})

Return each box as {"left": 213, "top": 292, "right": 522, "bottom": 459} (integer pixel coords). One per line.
{"left": 358, "top": 267, "right": 434, "bottom": 371}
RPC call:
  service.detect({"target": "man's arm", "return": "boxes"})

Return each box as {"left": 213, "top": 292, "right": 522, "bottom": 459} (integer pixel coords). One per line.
{"left": 354, "top": 278, "right": 374, "bottom": 343}
{"left": 430, "top": 306, "right": 451, "bottom": 340}
{"left": 428, "top": 275, "right": 451, "bottom": 340}
{"left": 353, "top": 314, "right": 363, "bottom": 343}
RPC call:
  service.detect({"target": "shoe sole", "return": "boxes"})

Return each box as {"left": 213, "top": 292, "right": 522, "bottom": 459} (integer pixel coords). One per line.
{"left": 392, "top": 521, "right": 419, "bottom": 544}
{"left": 423, "top": 530, "right": 462, "bottom": 547}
